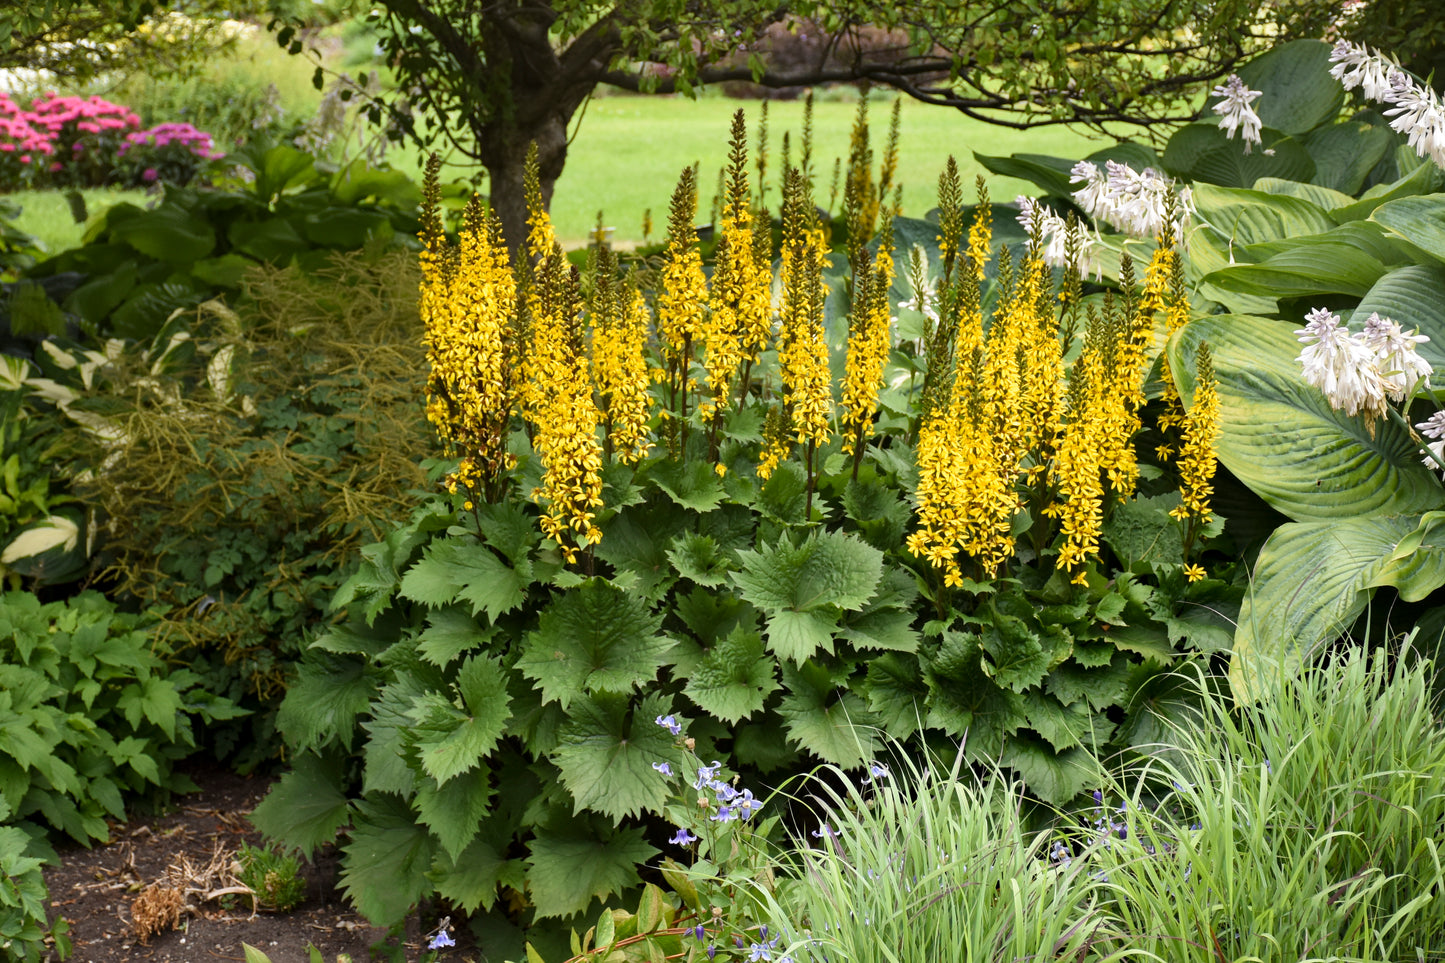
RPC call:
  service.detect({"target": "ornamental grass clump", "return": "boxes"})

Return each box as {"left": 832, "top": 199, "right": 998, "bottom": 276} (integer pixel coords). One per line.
{"left": 1084, "top": 646, "right": 1445, "bottom": 962}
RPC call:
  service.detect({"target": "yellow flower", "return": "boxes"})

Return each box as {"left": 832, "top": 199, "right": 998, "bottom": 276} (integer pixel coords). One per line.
{"left": 840, "top": 213, "right": 895, "bottom": 458}
{"left": 1183, "top": 563, "right": 1207, "bottom": 583}
{"left": 1169, "top": 342, "right": 1221, "bottom": 527}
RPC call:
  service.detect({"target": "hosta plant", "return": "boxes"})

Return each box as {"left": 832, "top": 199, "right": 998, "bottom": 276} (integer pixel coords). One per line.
{"left": 254, "top": 112, "right": 1232, "bottom": 956}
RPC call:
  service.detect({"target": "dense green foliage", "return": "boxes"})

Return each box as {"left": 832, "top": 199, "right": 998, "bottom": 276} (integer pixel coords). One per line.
{"left": 0, "top": 826, "right": 68, "bottom": 963}
{"left": 0, "top": 590, "right": 243, "bottom": 847}
{"left": 20, "top": 143, "right": 420, "bottom": 340}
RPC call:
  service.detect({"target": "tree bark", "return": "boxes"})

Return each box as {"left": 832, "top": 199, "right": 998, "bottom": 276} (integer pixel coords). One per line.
{"left": 477, "top": 111, "right": 569, "bottom": 257}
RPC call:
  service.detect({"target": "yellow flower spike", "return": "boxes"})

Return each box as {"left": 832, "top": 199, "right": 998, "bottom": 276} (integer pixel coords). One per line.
{"left": 1170, "top": 342, "right": 1221, "bottom": 528}
{"left": 841, "top": 212, "right": 896, "bottom": 468}
{"left": 656, "top": 166, "right": 708, "bottom": 424}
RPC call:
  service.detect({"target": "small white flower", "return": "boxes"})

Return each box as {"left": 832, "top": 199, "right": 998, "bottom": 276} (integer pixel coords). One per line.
{"left": 1361, "top": 312, "right": 1432, "bottom": 401}
{"left": 1329, "top": 40, "right": 1398, "bottom": 102}
{"left": 1071, "top": 159, "right": 1190, "bottom": 241}
{"left": 1016, "top": 196, "right": 1100, "bottom": 276}
{"left": 1296, "top": 307, "right": 1388, "bottom": 418}
{"left": 1210, "top": 74, "right": 1264, "bottom": 153}
{"left": 1329, "top": 40, "right": 1445, "bottom": 170}
{"left": 1416, "top": 410, "right": 1445, "bottom": 476}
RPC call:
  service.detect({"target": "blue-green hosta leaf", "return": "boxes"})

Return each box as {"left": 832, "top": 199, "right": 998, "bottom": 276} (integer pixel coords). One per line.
{"left": 399, "top": 536, "right": 526, "bottom": 623}
{"left": 249, "top": 755, "right": 351, "bottom": 857}
{"left": 275, "top": 654, "right": 375, "bottom": 752}
{"left": 733, "top": 531, "right": 884, "bottom": 662}
{"left": 1235, "top": 39, "right": 1344, "bottom": 135}
{"left": 667, "top": 533, "right": 732, "bottom": 587}
{"left": 1303, "top": 121, "right": 1399, "bottom": 197}
{"left": 973, "top": 152, "right": 1077, "bottom": 198}
{"left": 527, "top": 819, "right": 657, "bottom": 919}
{"left": 1335, "top": 152, "right": 1445, "bottom": 221}
{"left": 431, "top": 834, "right": 506, "bottom": 914}
{"left": 776, "top": 662, "right": 880, "bottom": 766}
{"left": 1243, "top": 221, "right": 1421, "bottom": 268}
{"left": 1349, "top": 263, "right": 1445, "bottom": 372}
{"left": 406, "top": 657, "right": 510, "bottom": 786}
{"left": 552, "top": 691, "right": 678, "bottom": 820}
{"left": 1163, "top": 125, "right": 1315, "bottom": 188}
{"left": 1201, "top": 243, "right": 1386, "bottom": 302}
{"left": 683, "top": 626, "right": 778, "bottom": 724}
{"left": 413, "top": 767, "right": 493, "bottom": 861}
{"left": 1190, "top": 183, "right": 1337, "bottom": 250}
{"left": 1168, "top": 314, "right": 1441, "bottom": 522}
{"left": 340, "top": 793, "right": 437, "bottom": 926}
{"left": 1233, "top": 513, "right": 1445, "bottom": 697}
{"left": 1370, "top": 193, "right": 1445, "bottom": 266}
{"left": 1001, "top": 738, "right": 1097, "bottom": 806}
{"left": 1250, "top": 178, "right": 1355, "bottom": 212}
{"left": 516, "top": 580, "right": 672, "bottom": 709}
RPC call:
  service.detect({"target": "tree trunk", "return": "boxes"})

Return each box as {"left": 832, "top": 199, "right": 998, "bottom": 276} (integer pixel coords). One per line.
{"left": 479, "top": 110, "right": 570, "bottom": 258}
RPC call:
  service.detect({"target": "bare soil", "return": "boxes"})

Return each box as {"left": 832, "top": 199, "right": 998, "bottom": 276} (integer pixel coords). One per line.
{"left": 40, "top": 764, "right": 476, "bottom": 963}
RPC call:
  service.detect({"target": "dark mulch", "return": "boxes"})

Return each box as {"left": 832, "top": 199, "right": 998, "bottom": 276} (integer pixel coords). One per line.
{"left": 40, "top": 764, "right": 476, "bottom": 963}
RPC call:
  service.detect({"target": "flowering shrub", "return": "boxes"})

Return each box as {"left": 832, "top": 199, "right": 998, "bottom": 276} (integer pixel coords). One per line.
{"left": 252, "top": 110, "right": 1231, "bottom": 959}
{"left": 0, "top": 92, "right": 219, "bottom": 191}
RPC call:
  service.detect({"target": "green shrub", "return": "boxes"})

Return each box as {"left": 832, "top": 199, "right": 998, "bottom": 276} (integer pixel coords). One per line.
{"left": 54, "top": 250, "right": 430, "bottom": 765}
{"left": 0, "top": 827, "right": 69, "bottom": 963}
{"left": 252, "top": 129, "right": 1233, "bottom": 956}
{"left": 0, "top": 590, "right": 244, "bottom": 846}
{"left": 21, "top": 143, "right": 421, "bottom": 341}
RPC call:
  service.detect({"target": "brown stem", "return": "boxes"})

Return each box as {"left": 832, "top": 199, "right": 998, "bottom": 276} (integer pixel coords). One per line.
{"left": 850, "top": 420, "right": 868, "bottom": 481}
{"left": 805, "top": 437, "right": 817, "bottom": 521}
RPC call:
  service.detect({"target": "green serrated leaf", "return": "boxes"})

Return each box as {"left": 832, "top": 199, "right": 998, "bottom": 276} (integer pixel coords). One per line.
{"left": 527, "top": 820, "right": 657, "bottom": 919}
{"left": 924, "top": 631, "right": 1029, "bottom": 758}
{"left": 1001, "top": 737, "right": 1096, "bottom": 805}
{"left": 1046, "top": 660, "right": 1132, "bottom": 711}
{"left": 667, "top": 533, "right": 732, "bottom": 587}
{"left": 416, "top": 606, "right": 498, "bottom": 666}
{"left": 249, "top": 756, "right": 351, "bottom": 857}
{"left": 406, "top": 682, "right": 509, "bottom": 786}
{"left": 340, "top": 794, "right": 437, "bottom": 926}
{"left": 777, "top": 662, "right": 879, "bottom": 766}
{"left": 650, "top": 459, "right": 727, "bottom": 512}
{"left": 413, "top": 767, "right": 493, "bottom": 861}
{"left": 399, "top": 536, "right": 526, "bottom": 622}
{"left": 980, "top": 606, "right": 1050, "bottom": 693}
{"left": 863, "top": 653, "right": 927, "bottom": 737}
{"left": 275, "top": 654, "right": 375, "bottom": 752}
{"left": 684, "top": 626, "right": 778, "bottom": 724}
{"left": 432, "top": 834, "right": 506, "bottom": 914}
{"left": 553, "top": 691, "right": 677, "bottom": 819}
{"left": 516, "top": 580, "right": 673, "bottom": 709}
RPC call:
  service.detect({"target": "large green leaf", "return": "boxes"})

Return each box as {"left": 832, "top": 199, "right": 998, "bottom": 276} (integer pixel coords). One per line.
{"left": 1336, "top": 152, "right": 1445, "bottom": 221}
{"left": 1200, "top": 243, "right": 1386, "bottom": 301}
{"left": 551, "top": 691, "right": 678, "bottom": 819}
{"left": 1350, "top": 263, "right": 1445, "bottom": 371}
{"left": 732, "top": 531, "right": 884, "bottom": 662}
{"left": 1370, "top": 193, "right": 1445, "bottom": 266}
{"left": 973, "top": 152, "right": 1077, "bottom": 198}
{"left": 1304, "top": 122, "right": 1396, "bottom": 196}
{"left": 1163, "top": 125, "right": 1314, "bottom": 188}
{"left": 413, "top": 767, "right": 493, "bottom": 861}
{"left": 1168, "top": 314, "right": 1441, "bottom": 521}
{"left": 1001, "top": 738, "right": 1096, "bottom": 806}
{"left": 108, "top": 205, "right": 217, "bottom": 262}
{"left": 776, "top": 662, "right": 880, "bottom": 766}
{"left": 405, "top": 656, "right": 511, "bottom": 786}
{"left": 1233, "top": 513, "right": 1445, "bottom": 696}
{"left": 1190, "top": 183, "right": 1337, "bottom": 250}
{"left": 398, "top": 536, "right": 527, "bottom": 623}
{"left": 340, "top": 793, "right": 437, "bottom": 926}
{"left": 431, "top": 835, "right": 506, "bottom": 914}
{"left": 275, "top": 654, "right": 375, "bottom": 752}
{"left": 515, "top": 580, "right": 673, "bottom": 708}
{"left": 923, "top": 631, "right": 1029, "bottom": 760}
{"left": 527, "top": 819, "right": 657, "bottom": 919}
{"left": 683, "top": 626, "right": 778, "bottom": 724}
{"left": 248, "top": 755, "right": 351, "bottom": 856}
{"left": 1234, "top": 39, "right": 1344, "bottom": 135}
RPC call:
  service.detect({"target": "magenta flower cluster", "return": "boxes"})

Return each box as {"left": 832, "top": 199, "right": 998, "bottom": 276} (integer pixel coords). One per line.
{"left": 0, "top": 91, "right": 222, "bottom": 191}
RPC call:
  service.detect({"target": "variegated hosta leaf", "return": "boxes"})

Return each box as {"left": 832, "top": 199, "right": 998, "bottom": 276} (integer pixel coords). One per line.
{"left": 1168, "top": 314, "right": 1441, "bottom": 523}
{"left": 1232, "top": 513, "right": 1445, "bottom": 698}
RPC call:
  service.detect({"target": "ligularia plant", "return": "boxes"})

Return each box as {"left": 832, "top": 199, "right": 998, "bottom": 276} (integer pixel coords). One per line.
{"left": 1209, "top": 74, "right": 1264, "bottom": 152}
{"left": 1329, "top": 39, "right": 1445, "bottom": 168}
{"left": 1069, "top": 159, "right": 1193, "bottom": 241}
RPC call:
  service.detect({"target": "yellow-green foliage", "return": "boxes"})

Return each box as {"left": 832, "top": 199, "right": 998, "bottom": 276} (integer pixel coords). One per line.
{"left": 75, "top": 249, "right": 429, "bottom": 756}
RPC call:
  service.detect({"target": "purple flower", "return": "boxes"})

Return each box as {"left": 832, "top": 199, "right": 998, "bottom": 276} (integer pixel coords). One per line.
{"left": 690, "top": 924, "right": 706, "bottom": 940}
{"left": 652, "top": 761, "right": 674, "bottom": 776}
{"left": 655, "top": 714, "right": 682, "bottom": 735}
{"left": 711, "top": 805, "right": 736, "bottom": 823}
{"left": 811, "top": 823, "right": 836, "bottom": 840}
{"left": 693, "top": 761, "right": 723, "bottom": 790}
{"left": 669, "top": 827, "right": 698, "bottom": 845}
{"left": 863, "top": 762, "right": 889, "bottom": 783}
{"left": 142, "top": 167, "right": 158, "bottom": 182}
{"left": 428, "top": 928, "right": 455, "bottom": 949}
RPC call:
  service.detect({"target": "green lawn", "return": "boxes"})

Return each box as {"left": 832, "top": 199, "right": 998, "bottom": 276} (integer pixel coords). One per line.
{"left": 546, "top": 94, "right": 1114, "bottom": 245}
{"left": 9, "top": 93, "right": 1118, "bottom": 256}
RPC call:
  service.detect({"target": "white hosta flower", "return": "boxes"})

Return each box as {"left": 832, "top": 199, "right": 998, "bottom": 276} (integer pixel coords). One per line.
{"left": 1329, "top": 40, "right": 1397, "bottom": 101}
{"left": 1016, "top": 196, "right": 1100, "bottom": 276}
{"left": 1361, "top": 312, "right": 1432, "bottom": 400}
{"left": 1295, "top": 307, "right": 1388, "bottom": 419}
{"left": 1329, "top": 40, "right": 1445, "bottom": 169}
{"left": 1211, "top": 74, "right": 1264, "bottom": 153}
{"left": 1069, "top": 159, "right": 1190, "bottom": 242}
{"left": 1417, "top": 410, "right": 1445, "bottom": 476}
